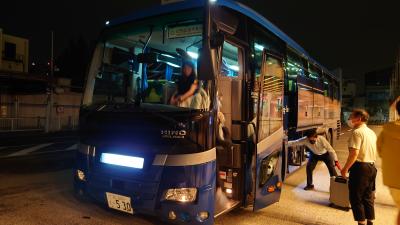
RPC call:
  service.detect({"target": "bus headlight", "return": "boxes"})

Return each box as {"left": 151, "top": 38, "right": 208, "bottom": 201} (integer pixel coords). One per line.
{"left": 164, "top": 188, "right": 197, "bottom": 202}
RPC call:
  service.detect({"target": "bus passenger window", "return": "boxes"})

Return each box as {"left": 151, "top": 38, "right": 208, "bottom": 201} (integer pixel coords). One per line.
{"left": 286, "top": 51, "right": 305, "bottom": 78}
{"left": 309, "top": 65, "right": 322, "bottom": 81}
{"left": 323, "top": 76, "right": 330, "bottom": 97}
{"left": 220, "top": 41, "right": 240, "bottom": 77}
{"left": 258, "top": 56, "right": 284, "bottom": 140}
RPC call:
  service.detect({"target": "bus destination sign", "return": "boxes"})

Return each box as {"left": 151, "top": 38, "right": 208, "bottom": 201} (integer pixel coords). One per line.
{"left": 168, "top": 23, "right": 203, "bottom": 39}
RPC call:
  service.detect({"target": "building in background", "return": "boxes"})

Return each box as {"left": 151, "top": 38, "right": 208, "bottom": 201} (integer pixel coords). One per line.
{"left": 341, "top": 78, "right": 357, "bottom": 120}
{"left": 341, "top": 74, "right": 366, "bottom": 121}
{"left": 0, "top": 28, "right": 81, "bottom": 132}
{"left": 0, "top": 28, "right": 29, "bottom": 73}
{"left": 365, "top": 67, "right": 392, "bottom": 123}
{"left": 342, "top": 67, "right": 393, "bottom": 124}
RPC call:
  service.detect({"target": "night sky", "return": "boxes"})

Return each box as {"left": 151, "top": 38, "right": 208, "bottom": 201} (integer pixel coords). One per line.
{"left": 1, "top": 0, "right": 399, "bottom": 77}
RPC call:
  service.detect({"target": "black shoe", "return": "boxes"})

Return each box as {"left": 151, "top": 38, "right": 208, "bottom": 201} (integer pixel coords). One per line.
{"left": 304, "top": 185, "right": 315, "bottom": 191}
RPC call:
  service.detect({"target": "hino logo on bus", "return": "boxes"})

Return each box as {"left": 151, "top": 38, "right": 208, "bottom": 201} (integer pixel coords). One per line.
{"left": 161, "top": 130, "right": 187, "bottom": 139}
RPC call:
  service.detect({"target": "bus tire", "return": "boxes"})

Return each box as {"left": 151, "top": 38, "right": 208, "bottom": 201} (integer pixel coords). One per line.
{"left": 281, "top": 143, "right": 287, "bottom": 182}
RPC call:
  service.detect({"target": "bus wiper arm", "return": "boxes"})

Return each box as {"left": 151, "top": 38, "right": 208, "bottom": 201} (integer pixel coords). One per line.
{"left": 142, "top": 26, "right": 153, "bottom": 53}
{"left": 135, "top": 26, "right": 154, "bottom": 106}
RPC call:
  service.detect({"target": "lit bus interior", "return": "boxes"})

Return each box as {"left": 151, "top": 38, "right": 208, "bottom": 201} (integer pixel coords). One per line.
{"left": 95, "top": 27, "right": 204, "bottom": 107}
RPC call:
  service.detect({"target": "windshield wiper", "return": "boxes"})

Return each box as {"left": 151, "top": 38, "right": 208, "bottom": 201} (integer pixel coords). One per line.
{"left": 135, "top": 26, "right": 154, "bottom": 106}
{"left": 142, "top": 26, "right": 153, "bottom": 53}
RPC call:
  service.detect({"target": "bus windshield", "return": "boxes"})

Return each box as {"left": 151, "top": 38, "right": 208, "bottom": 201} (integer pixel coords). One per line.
{"left": 86, "top": 9, "right": 211, "bottom": 111}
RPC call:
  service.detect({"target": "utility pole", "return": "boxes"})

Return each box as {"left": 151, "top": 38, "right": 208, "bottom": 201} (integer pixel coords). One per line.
{"left": 51, "top": 31, "right": 54, "bottom": 78}
{"left": 45, "top": 31, "right": 54, "bottom": 132}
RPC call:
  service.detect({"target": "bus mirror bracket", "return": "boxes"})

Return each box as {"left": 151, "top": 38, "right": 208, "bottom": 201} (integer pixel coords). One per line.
{"left": 210, "top": 31, "right": 224, "bottom": 49}
{"left": 197, "top": 47, "right": 215, "bottom": 80}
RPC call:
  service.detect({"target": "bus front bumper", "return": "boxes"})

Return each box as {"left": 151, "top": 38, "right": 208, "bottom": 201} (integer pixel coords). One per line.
{"left": 73, "top": 169, "right": 215, "bottom": 225}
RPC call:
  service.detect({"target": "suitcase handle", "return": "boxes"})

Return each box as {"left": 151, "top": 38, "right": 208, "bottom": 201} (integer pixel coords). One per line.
{"left": 334, "top": 176, "right": 348, "bottom": 183}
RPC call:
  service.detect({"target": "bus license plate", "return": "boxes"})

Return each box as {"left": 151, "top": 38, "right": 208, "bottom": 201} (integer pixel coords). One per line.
{"left": 106, "top": 192, "right": 133, "bottom": 214}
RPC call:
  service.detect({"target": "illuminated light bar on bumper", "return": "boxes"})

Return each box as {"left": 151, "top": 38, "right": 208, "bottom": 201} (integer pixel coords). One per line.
{"left": 100, "top": 153, "right": 144, "bottom": 169}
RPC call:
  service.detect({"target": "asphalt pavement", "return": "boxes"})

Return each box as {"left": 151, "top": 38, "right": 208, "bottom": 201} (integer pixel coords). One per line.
{"left": 0, "top": 126, "right": 397, "bottom": 225}
{"left": 0, "top": 131, "right": 77, "bottom": 173}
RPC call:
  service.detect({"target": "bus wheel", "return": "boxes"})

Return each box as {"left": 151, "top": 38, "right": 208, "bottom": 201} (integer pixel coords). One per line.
{"left": 281, "top": 143, "right": 287, "bottom": 181}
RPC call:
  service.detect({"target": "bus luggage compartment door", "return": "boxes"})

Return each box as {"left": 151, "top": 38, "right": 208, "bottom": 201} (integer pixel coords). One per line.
{"left": 252, "top": 50, "right": 284, "bottom": 211}
{"left": 253, "top": 130, "right": 283, "bottom": 211}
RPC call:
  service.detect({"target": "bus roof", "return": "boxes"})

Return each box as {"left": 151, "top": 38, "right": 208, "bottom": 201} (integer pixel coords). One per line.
{"left": 108, "top": 0, "right": 337, "bottom": 79}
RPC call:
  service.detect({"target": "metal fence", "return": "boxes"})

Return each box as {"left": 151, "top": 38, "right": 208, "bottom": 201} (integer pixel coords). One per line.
{"left": 0, "top": 116, "right": 79, "bottom": 132}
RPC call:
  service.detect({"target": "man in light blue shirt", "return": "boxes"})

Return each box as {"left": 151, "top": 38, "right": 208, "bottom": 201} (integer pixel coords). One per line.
{"left": 289, "top": 128, "right": 338, "bottom": 190}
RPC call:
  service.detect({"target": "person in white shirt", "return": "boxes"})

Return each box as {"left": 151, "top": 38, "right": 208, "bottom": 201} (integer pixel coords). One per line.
{"left": 341, "top": 109, "right": 377, "bottom": 225}
{"left": 288, "top": 128, "right": 338, "bottom": 190}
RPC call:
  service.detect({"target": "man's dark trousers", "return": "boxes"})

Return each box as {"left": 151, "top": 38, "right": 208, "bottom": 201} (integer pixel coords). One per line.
{"left": 306, "top": 151, "right": 337, "bottom": 186}
{"left": 349, "top": 162, "right": 377, "bottom": 221}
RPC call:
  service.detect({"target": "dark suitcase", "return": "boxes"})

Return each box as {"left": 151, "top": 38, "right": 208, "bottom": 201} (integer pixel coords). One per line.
{"left": 329, "top": 176, "right": 351, "bottom": 211}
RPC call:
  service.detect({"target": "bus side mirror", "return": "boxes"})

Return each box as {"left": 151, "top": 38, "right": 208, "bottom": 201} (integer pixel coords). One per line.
{"left": 137, "top": 53, "right": 157, "bottom": 64}
{"left": 212, "top": 7, "right": 238, "bottom": 35}
{"left": 197, "top": 47, "right": 215, "bottom": 81}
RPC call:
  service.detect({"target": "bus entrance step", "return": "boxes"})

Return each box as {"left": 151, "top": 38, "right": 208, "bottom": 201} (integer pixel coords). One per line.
{"left": 214, "top": 188, "right": 241, "bottom": 218}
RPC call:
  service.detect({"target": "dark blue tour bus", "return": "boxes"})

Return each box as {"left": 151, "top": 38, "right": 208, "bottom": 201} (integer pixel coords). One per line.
{"left": 74, "top": 0, "right": 341, "bottom": 224}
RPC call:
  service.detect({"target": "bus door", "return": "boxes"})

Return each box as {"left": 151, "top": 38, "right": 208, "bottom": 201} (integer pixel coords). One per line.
{"left": 252, "top": 49, "right": 284, "bottom": 211}
{"left": 215, "top": 38, "right": 245, "bottom": 216}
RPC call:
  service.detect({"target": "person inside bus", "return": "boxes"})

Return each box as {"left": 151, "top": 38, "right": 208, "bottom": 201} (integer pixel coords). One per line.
{"left": 170, "top": 61, "right": 198, "bottom": 107}
{"left": 288, "top": 129, "right": 339, "bottom": 190}
{"left": 216, "top": 91, "right": 232, "bottom": 149}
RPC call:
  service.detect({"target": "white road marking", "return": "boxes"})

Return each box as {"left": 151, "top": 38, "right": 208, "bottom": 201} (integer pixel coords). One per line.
{"left": 65, "top": 144, "right": 78, "bottom": 150}
{"left": 0, "top": 141, "right": 74, "bottom": 150}
{"left": 29, "top": 149, "right": 75, "bottom": 156}
{"left": 0, "top": 143, "right": 34, "bottom": 150}
{"left": 7, "top": 143, "right": 53, "bottom": 157}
